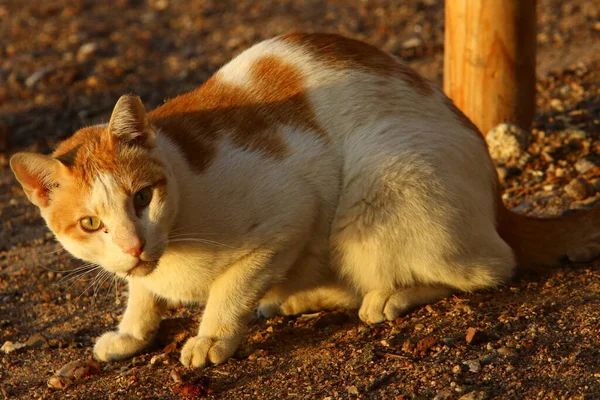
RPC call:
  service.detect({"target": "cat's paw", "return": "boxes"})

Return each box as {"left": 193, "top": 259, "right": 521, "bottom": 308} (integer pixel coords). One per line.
{"left": 256, "top": 302, "right": 282, "bottom": 319}
{"left": 358, "top": 290, "right": 412, "bottom": 324}
{"left": 180, "top": 335, "right": 241, "bottom": 369}
{"left": 93, "top": 331, "right": 150, "bottom": 362}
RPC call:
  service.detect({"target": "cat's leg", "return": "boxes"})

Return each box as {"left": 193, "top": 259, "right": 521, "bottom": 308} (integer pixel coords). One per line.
{"left": 280, "top": 283, "right": 360, "bottom": 315}
{"left": 259, "top": 283, "right": 359, "bottom": 318}
{"left": 180, "top": 248, "right": 296, "bottom": 369}
{"left": 94, "top": 280, "right": 165, "bottom": 361}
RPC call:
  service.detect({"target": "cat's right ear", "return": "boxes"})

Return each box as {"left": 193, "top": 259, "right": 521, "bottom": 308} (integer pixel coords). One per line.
{"left": 108, "top": 95, "right": 156, "bottom": 149}
{"left": 9, "top": 153, "right": 68, "bottom": 208}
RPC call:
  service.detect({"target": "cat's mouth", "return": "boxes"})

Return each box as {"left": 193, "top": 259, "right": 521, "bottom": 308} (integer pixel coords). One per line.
{"left": 126, "top": 260, "right": 158, "bottom": 277}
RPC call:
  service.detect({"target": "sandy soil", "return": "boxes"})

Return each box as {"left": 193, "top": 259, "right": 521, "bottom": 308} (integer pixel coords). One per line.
{"left": 1, "top": 1, "right": 599, "bottom": 399}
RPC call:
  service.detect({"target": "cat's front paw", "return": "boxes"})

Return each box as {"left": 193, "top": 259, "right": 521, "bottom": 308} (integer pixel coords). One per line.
{"left": 180, "top": 335, "right": 241, "bottom": 369}
{"left": 93, "top": 331, "right": 150, "bottom": 362}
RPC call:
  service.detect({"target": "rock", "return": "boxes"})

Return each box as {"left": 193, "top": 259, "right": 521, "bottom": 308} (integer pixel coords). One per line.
{"left": 479, "top": 353, "right": 497, "bottom": 365}
{"left": 169, "top": 368, "right": 183, "bottom": 383}
{"left": 564, "top": 177, "right": 593, "bottom": 200}
{"left": 77, "top": 42, "right": 99, "bottom": 61}
{"left": 48, "top": 358, "right": 100, "bottom": 389}
{"left": 1, "top": 341, "right": 26, "bottom": 354}
{"left": 465, "top": 328, "right": 487, "bottom": 345}
{"left": 497, "top": 347, "right": 517, "bottom": 358}
{"left": 463, "top": 359, "right": 481, "bottom": 373}
{"left": 25, "top": 67, "right": 55, "bottom": 87}
{"left": 459, "top": 391, "right": 489, "bottom": 400}
{"left": 414, "top": 336, "right": 437, "bottom": 357}
{"left": 347, "top": 385, "right": 359, "bottom": 396}
{"left": 575, "top": 158, "right": 597, "bottom": 174}
{"left": 25, "top": 333, "right": 50, "bottom": 348}
{"left": 486, "top": 123, "right": 532, "bottom": 164}
{"left": 434, "top": 389, "right": 453, "bottom": 400}
{"left": 452, "top": 364, "right": 463, "bottom": 374}
{"left": 150, "top": 354, "right": 167, "bottom": 365}
{"left": 402, "top": 37, "right": 423, "bottom": 49}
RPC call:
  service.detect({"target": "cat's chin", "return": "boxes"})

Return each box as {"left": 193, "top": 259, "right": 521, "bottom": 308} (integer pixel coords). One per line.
{"left": 123, "top": 260, "right": 158, "bottom": 278}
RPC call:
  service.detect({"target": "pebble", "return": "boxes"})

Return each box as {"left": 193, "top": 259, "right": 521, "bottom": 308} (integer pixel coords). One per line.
{"left": 25, "top": 333, "right": 50, "bottom": 348}
{"left": 1, "top": 341, "right": 25, "bottom": 354}
{"left": 486, "top": 123, "right": 532, "bottom": 164}
{"left": 433, "top": 389, "right": 453, "bottom": 400}
{"left": 463, "top": 359, "right": 481, "bottom": 373}
{"left": 564, "top": 177, "right": 593, "bottom": 200}
{"left": 459, "top": 391, "right": 488, "bottom": 400}
{"left": 497, "top": 347, "right": 517, "bottom": 358}
{"left": 575, "top": 158, "right": 596, "bottom": 174}
{"left": 465, "top": 327, "right": 487, "bottom": 345}
{"left": 77, "top": 42, "right": 99, "bottom": 61}
{"left": 169, "top": 368, "right": 183, "bottom": 383}
{"left": 347, "top": 385, "right": 359, "bottom": 395}
{"left": 150, "top": 353, "right": 167, "bottom": 365}
{"left": 402, "top": 37, "right": 423, "bottom": 48}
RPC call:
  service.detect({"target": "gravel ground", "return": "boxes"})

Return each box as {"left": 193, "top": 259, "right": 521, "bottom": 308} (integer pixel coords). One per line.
{"left": 1, "top": 1, "right": 599, "bottom": 399}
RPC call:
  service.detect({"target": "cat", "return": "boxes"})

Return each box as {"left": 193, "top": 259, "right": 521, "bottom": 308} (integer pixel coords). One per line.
{"left": 10, "top": 33, "right": 600, "bottom": 369}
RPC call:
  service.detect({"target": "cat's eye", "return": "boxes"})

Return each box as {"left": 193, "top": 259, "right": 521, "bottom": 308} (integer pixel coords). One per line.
{"left": 134, "top": 186, "right": 153, "bottom": 209}
{"left": 80, "top": 216, "right": 102, "bottom": 232}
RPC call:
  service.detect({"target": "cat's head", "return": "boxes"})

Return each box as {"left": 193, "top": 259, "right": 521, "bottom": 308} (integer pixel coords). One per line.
{"left": 10, "top": 95, "right": 178, "bottom": 277}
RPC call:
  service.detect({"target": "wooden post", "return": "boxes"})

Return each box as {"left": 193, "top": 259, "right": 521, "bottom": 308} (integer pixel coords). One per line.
{"left": 443, "top": 0, "right": 536, "bottom": 134}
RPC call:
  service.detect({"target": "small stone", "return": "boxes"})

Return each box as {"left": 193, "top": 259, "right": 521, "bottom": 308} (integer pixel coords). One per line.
{"left": 434, "top": 389, "right": 453, "bottom": 400}
{"left": 402, "top": 37, "right": 423, "bottom": 48}
{"left": 459, "top": 391, "right": 488, "bottom": 400}
{"left": 550, "top": 98, "right": 564, "bottom": 112}
{"left": 452, "top": 365, "right": 463, "bottom": 374}
{"left": 25, "top": 333, "right": 49, "bottom": 348}
{"left": 25, "top": 67, "right": 54, "bottom": 87}
{"left": 463, "top": 359, "right": 481, "bottom": 373}
{"left": 486, "top": 123, "right": 532, "bottom": 164}
{"left": 150, "top": 354, "right": 167, "bottom": 365}
{"left": 479, "top": 353, "right": 497, "bottom": 365}
{"left": 497, "top": 347, "right": 517, "bottom": 358}
{"left": 575, "top": 158, "right": 597, "bottom": 174}
{"left": 169, "top": 368, "right": 183, "bottom": 383}
{"left": 564, "top": 177, "right": 593, "bottom": 200}
{"left": 347, "top": 385, "right": 359, "bottom": 395}
{"left": 1, "top": 341, "right": 26, "bottom": 354}
{"left": 465, "top": 328, "right": 487, "bottom": 345}
{"left": 414, "top": 323, "right": 425, "bottom": 331}
{"left": 77, "top": 42, "right": 99, "bottom": 61}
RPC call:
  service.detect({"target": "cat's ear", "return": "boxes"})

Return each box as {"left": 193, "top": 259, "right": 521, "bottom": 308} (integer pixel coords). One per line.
{"left": 10, "top": 153, "right": 68, "bottom": 208}
{"left": 108, "top": 94, "right": 156, "bottom": 148}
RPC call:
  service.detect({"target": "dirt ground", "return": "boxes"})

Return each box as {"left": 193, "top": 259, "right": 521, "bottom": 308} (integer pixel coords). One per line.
{"left": 1, "top": 1, "right": 599, "bottom": 399}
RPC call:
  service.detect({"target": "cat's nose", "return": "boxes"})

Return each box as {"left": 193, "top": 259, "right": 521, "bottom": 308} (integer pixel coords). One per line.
{"left": 123, "top": 240, "right": 145, "bottom": 258}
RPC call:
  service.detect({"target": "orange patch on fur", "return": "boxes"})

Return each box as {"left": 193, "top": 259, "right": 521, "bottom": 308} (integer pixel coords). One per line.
{"left": 282, "top": 33, "right": 434, "bottom": 97}
{"left": 149, "top": 56, "right": 325, "bottom": 172}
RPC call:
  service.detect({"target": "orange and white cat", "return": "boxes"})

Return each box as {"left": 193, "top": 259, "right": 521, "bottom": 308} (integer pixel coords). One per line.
{"left": 10, "top": 33, "right": 600, "bottom": 369}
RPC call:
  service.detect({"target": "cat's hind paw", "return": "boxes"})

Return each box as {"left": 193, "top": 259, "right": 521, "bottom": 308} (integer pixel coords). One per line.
{"left": 180, "top": 335, "right": 241, "bottom": 369}
{"left": 93, "top": 331, "right": 150, "bottom": 362}
{"left": 256, "top": 302, "right": 282, "bottom": 319}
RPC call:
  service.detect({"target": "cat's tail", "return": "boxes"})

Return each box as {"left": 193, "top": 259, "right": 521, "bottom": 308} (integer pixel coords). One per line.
{"left": 497, "top": 202, "right": 600, "bottom": 269}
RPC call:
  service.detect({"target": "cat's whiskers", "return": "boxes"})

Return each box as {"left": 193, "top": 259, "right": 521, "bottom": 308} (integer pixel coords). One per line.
{"left": 56, "top": 264, "right": 101, "bottom": 285}
{"left": 59, "top": 265, "right": 103, "bottom": 296}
